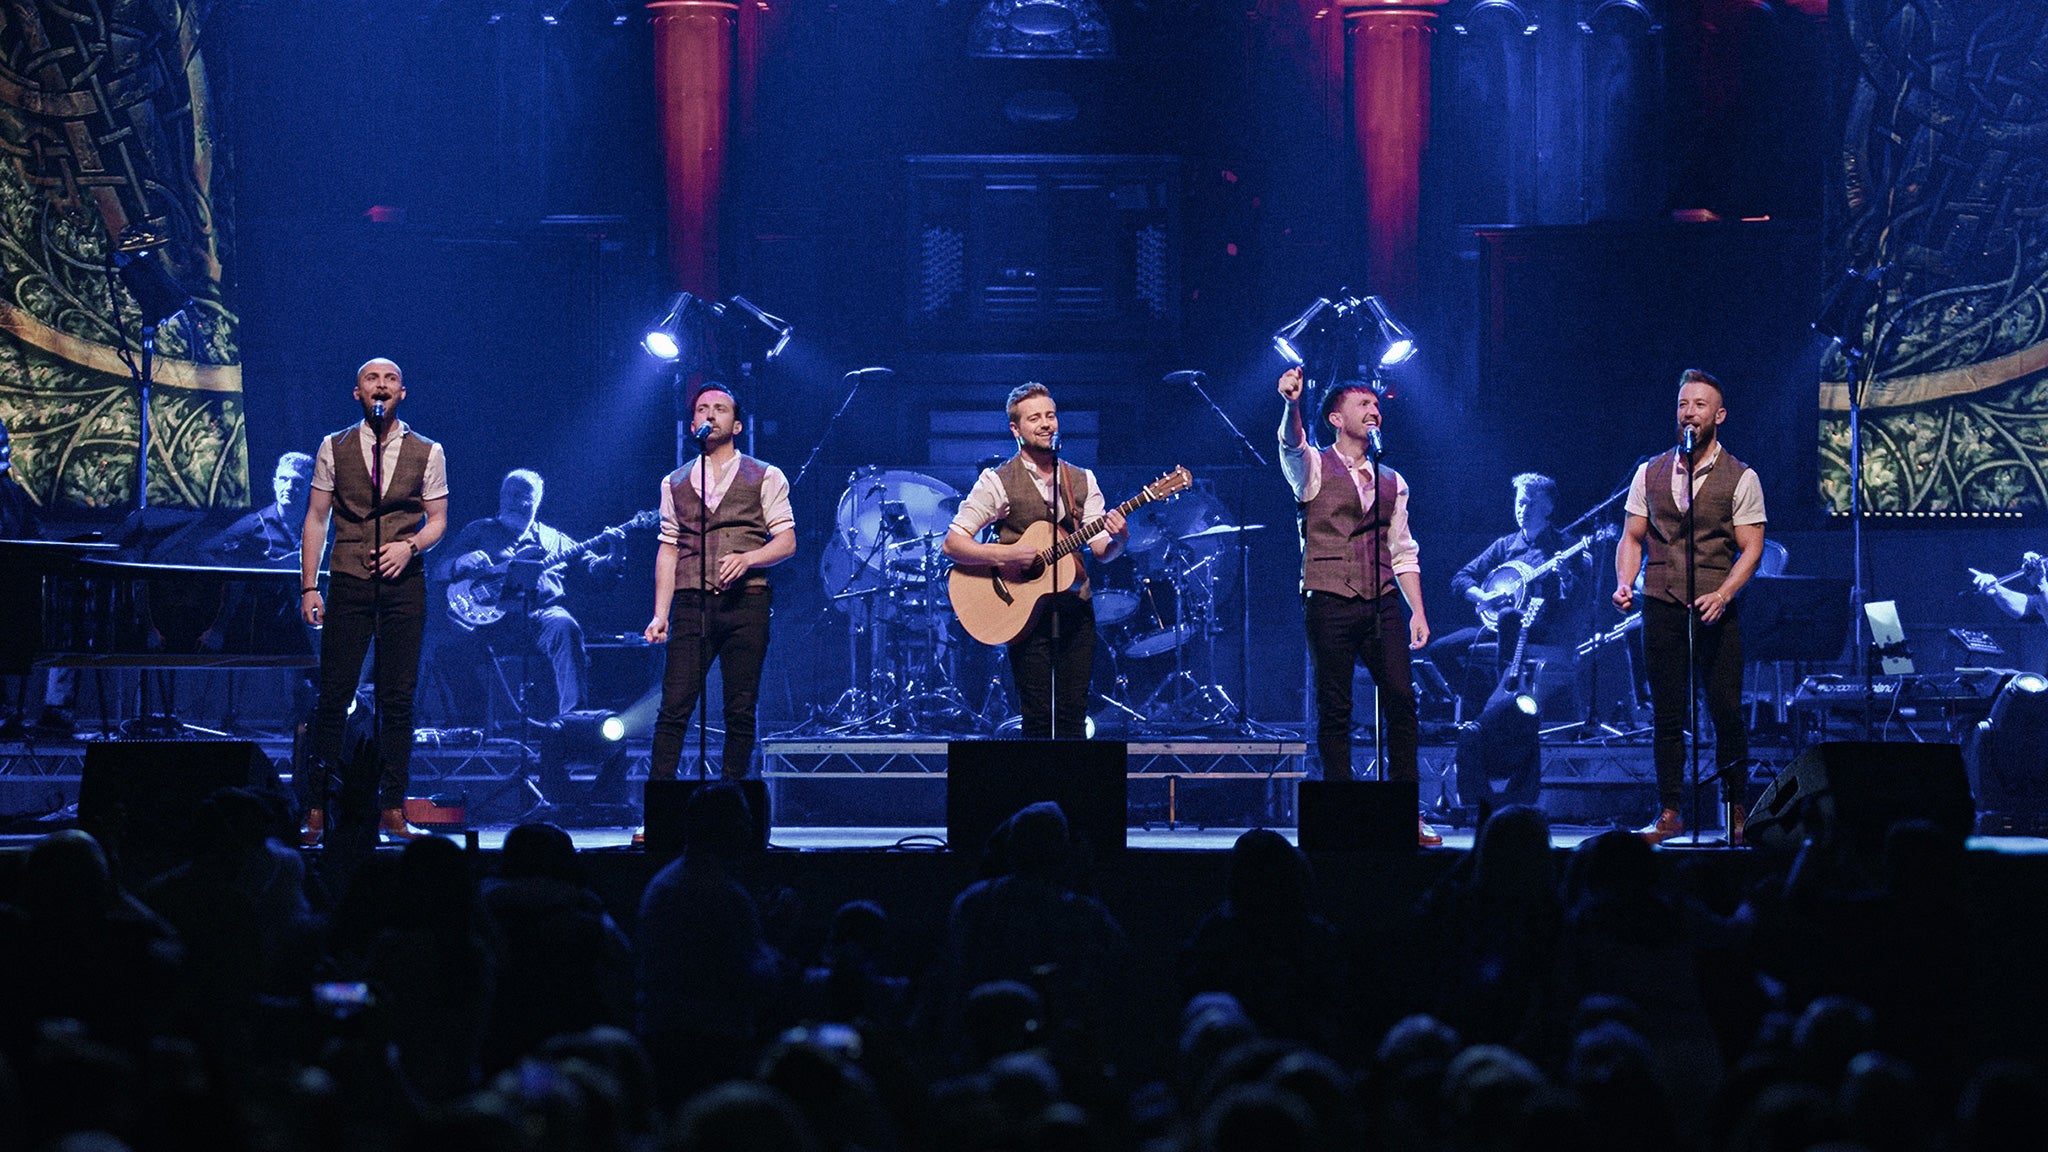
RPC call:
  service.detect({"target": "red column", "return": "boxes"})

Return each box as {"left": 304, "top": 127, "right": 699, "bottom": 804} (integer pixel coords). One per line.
{"left": 1343, "top": 0, "right": 1445, "bottom": 313}
{"left": 649, "top": 0, "right": 738, "bottom": 296}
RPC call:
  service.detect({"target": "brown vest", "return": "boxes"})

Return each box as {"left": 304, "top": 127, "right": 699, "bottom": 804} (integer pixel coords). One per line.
{"left": 995, "top": 454, "right": 1092, "bottom": 597}
{"left": 327, "top": 424, "right": 434, "bottom": 579}
{"left": 668, "top": 455, "right": 772, "bottom": 592}
{"left": 1298, "top": 447, "right": 1400, "bottom": 598}
{"left": 1644, "top": 446, "right": 1751, "bottom": 606}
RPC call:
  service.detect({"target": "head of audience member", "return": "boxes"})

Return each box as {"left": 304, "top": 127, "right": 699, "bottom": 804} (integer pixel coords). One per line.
{"left": 1838, "top": 1051, "right": 1929, "bottom": 1152}
{"left": 391, "top": 833, "right": 476, "bottom": 936}
{"left": 1265, "top": 1049, "right": 1361, "bottom": 1152}
{"left": 541, "top": 1027, "right": 659, "bottom": 1138}
{"left": 1471, "top": 804, "right": 1556, "bottom": 914}
{"left": 499, "top": 821, "right": 581, "bottom": 885}
{"left": 1225, "top": 827, "right": 1314, "bottom": 930}
{"left": 667, "top": 1080, "right": 816, "bottom": 1152}
{"left": 1510, "top": 473, "right": 1558, "bottom": 536}
{"left": 682, "top": 781, "right": 758, "bottom": 860}
{"left": 271, "top": 452, "right": 314, "bottom": 518}
{"left": 986, "top": 801, "right": 1073, "bottom": 886}
{"left": 1198, "top": 1082, "right": 1313, "bottom": 1152}
{"left": 1567, "top": 1020, "right": 1672, "bottom": 1145}
{"left": 963, "top": 980, "right": 1046, "bottom": 1067}
{"left": 1792, "top": 996, "right": 1877, "bottom": 1091}
{"left": 497, "top": 469, "right": 544, "bottom": 536}
{"left": 1439, "top": 1044, "right": 1546, "bottom": 1152}
{"left": 22, "top": 830, "right": 116, "bottom": 922}
{"left": 1956, "top": 1060, "right": 2048, "bottom": 1152}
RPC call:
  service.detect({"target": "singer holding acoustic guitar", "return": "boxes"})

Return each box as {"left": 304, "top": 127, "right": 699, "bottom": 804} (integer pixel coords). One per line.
{"left": 298, "top": 358, "right": 450, "bottom": 846}
{"left": 1278, "top": 368, "right": 1440, "bottom": 847}
{"left": 943, "top": 383, "right": 1128, "bottom": 739}
{"left": 645, "top": 383, "right": 796, "bottom": 783}
{"left": 1612, "top": 369, "right": 1767, "bottom": 846}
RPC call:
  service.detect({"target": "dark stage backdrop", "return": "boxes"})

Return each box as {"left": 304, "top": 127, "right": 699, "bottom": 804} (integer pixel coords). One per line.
{"left": 1819, "top": 1, "right": 2048, "bottom": 513}
{"left": 0, "top": 0, "right": 247, "bottom": 511}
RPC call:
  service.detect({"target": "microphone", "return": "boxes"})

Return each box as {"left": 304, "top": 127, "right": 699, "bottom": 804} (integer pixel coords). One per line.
{"left": 1162, "top": 369, "right": 1206, "bottom": 386}
{"left": 844, "top": 366, "right": 895, "bottom": 381}
{"left": 371, "top": 401, "right": 385, "bottom": 420}
{"left": 1681, "top": 425, "right": 1696, "bottom": 454}
{"left": 1366, "top": 427, "right": 1384, "bottom": 460}
{"left": 692, "top": 421, "right": 713, "bottom": 444}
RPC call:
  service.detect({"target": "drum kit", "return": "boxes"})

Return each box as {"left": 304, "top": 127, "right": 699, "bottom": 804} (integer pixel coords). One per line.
{"left": 800, "top": 466, "right": 1263, "bottom": 736}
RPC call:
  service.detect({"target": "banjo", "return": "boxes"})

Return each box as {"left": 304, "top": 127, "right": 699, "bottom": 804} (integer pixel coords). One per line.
{"left": 1472, "top": 523, "right": 1616, "bottom": 629}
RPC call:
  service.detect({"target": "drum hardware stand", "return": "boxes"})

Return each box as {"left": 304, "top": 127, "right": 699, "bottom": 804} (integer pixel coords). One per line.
{"left": 1163, "top": 370, "right": 1293, "bottom": 739}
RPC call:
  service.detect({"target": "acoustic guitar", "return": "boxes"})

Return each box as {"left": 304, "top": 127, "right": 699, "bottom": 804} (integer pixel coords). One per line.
{"left": 948, "top": 466, "right": 1192, "bottom": 646}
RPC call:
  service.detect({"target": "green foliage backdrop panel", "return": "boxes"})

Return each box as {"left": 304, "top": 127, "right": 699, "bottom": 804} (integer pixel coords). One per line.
{"left": 0, "top": 0, "right": 246, "bottom": 512}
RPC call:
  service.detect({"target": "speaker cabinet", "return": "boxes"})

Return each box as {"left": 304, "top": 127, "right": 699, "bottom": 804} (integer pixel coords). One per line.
{"left": 1747, "top": 741, "right": 1974, "bottom": 854}
{"left": 80, "top": 740, "right": 281, "bottom": 881}
{"left": 641, "top": 778, "right": 771, "bottom": 863}
{"left": 946, "top": 740, "right": 1127, "bottom": 858}
{"left": 1298, "top": 780, "right": 1421, "bottom": 852}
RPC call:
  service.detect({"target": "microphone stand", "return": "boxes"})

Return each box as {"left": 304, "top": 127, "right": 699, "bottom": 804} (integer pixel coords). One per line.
{"left": 1367, "top": 423, "right": 1385, "bottom": 784}
{"left": 1047, "top": 436, "right": 1062, "bottom": 740}
{"left": 696, "top": 430, "right": 712, "bottom": 779}
{"left": 370, "top": 406, "right": 387, "bottom": 836}
{"left": 1681, "top": 430, "right": 1702, "bottom": 844}
{"left": 1166, "top": 370, "right": 1281, "bottom": 737}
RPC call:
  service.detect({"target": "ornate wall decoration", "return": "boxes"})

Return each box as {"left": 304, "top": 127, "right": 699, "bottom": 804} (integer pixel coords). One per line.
{"left": 0, "top": 0, "right": 244, "bottom": 512}
{"left": 1820, "top": 0, "right": 2048, "bottom": 512}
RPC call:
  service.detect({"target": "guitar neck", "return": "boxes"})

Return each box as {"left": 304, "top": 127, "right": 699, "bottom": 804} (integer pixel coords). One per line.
{"left": 1043, "top": 490, "right": 1156, "bottom": 562}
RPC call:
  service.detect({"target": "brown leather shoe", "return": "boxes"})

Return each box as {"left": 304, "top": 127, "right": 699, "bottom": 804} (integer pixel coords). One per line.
{"left": 1725, "top": 801, "right": 1748, "bottom": 848}
{"left": 299, "top": 808, "right": 325, "bottom": 849}
{"left": 1638, "top": 807, "right": 1684, "bottom": 845}
{"left": 378, "top": 807, "right": 422, "bottom": 841}
{"left": 1418, "top": 817, "right": 1444, "bottom": 848}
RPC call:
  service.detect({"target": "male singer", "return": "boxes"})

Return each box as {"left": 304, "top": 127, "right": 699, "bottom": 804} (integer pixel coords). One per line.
{"left": 299, "top": 358, "right": 449, "bottom": 846}
{"left": 1613, "top": 369, "right": 1766, "bottom": 845}
{"left": 645, "top": 384, "right": 795, "bottom": 786}
{"left": 1278, "top": 368, "right": 1439, "bottom": 847}
{"left": 944, "top": 382, "right": 1128, "bottom": 738}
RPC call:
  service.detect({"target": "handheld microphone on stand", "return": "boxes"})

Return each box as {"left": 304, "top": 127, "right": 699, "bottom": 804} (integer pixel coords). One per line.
{"left": 1366, "top": 426, "right": 1384, "bottom": 460}
{"left": 1680, "top": 425, "right": 1695, "bottom": 455}
{"left": 692, "top": 421, "right": 713, "bottom": 445}
{"left": 372, "top": 401, "right": 385, "bottom": 421}
{"left": 1162, "top": 369, "right": 1205, "bottom": 386}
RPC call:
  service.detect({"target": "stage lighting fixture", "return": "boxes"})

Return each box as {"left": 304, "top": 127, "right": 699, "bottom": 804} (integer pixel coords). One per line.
{"left": 1272, "top": 297, "right": 1333, "bottom": 365}
{"left": 1972, "top": 673, "right": 2048, "bottom": 831}
{"left": 539, "top": 709, "right": 633, "bottom": 810}
{"left": 1455, "top": 687, "right": 1541, "bottom": 811}
{"left": 643, "top": 289, "right": 692, "bottom": 356}
{"left": 725, "top": 295, "right": 793, "bottom": 361}
{"left": 1814, "top": 264, "right": 1884, "bottom": 355}
{"left": 112, "top": 243, "right": 194, "bottom": 327}
{"left": 1360, "top": 295, "right": 1416, "bottom": 365}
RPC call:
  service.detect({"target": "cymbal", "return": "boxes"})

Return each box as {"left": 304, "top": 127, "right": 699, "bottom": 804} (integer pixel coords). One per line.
{"left": 1176, "top": 523, "right": 1265, "bottom": 541}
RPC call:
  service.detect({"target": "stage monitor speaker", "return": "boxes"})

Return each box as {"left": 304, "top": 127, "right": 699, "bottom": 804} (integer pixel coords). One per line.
{"left": 1298, "top": 780, "right": 1420, "bottom": 851}
{"left": 641, "top": 778, "right": 771, "bottom": 863}
{"left": 1747, "top": 741, "right": 1974, "bottom": 854}
{"left": 79, "top": 740, "right": 282, "bottom": 881}
{"left": 946, "top": 740, "right": 1127, "bottom": 858}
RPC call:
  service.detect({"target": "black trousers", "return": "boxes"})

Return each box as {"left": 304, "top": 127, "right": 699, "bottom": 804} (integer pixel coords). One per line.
{"left": 650, "top": 587, "right": 771, "bottom": 780}
{"left": 1305, "top": 590, "right": 1418, "bottom": 781}
{"left": 306, "top": 569, "right": 425, "bottom": 814}
{"left": 1642, "top": 595, "right": 1749, "bottom": 809}
{"left": 1008, "top": 593, "right": 1095, "bottom": 739}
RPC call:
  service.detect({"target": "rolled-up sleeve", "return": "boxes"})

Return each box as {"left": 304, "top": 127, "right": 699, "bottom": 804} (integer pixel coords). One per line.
{"left": 948, "top": 469, "right": 1008, "bottom": 539}
{"left": 1386, "top": 472, "right": 1421, "bottom": 576}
